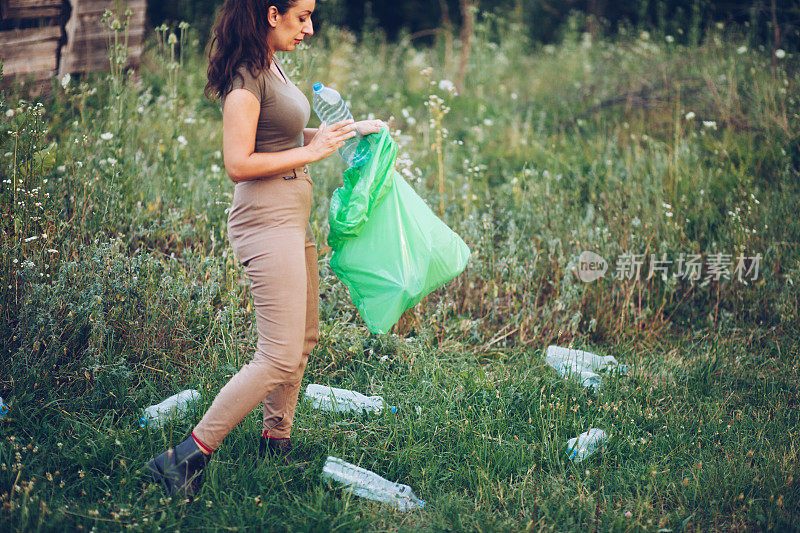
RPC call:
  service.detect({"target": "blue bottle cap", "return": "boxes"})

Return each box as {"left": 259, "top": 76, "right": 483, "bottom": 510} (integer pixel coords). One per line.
{"left": 312, "top": 82, "right": 323, "bottom": 92}
{"left": 390, "top": 406, "right": 398, "bottom": 414}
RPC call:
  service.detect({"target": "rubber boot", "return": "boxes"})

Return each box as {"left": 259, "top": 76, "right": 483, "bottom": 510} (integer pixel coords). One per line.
{"left": 146, "top": 435, "right": 209, "bottom": 498}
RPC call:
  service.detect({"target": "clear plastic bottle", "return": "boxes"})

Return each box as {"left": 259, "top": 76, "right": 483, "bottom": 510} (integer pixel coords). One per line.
{"left": 321, "top": 456, "right": 425, "bottom": 511}
{"left": 566, "top": 428, "right": 608, "bottom": 462}
{"left": 139, "top": 389, "right": 200, "bottom": 428}
{"left": 546, "top": 345, "right": 620, "bottom": 371}
{"left": 0, "top": 397, "right": 8, "bottom": 420}
{"left": 311, "top": 82, "right": 368, "bottom": 167}
{"left": 304, "top": 384, "right": 396, "bottom": 415}
{"left": 546, "top": 345, "right": 625, "bottom": 390}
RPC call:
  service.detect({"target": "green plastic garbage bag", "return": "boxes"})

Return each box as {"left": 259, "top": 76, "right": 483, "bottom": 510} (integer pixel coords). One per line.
{"left": 328, "top": 127, "right": 470, "bottom": 334}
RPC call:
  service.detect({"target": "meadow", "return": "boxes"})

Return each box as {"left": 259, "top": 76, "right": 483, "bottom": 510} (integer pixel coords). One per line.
{"left": 1, "top": 9, "right": 799, "bottom": 531}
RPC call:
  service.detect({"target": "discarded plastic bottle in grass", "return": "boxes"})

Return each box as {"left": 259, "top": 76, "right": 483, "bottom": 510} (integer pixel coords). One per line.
{"left": 321, "top": 456, "right": 425, "bottom": 511}
{"left": 0, "top": 397, "right": 7, "bottom": 420}
{"left": 304, "top": 384, "right": 396, "bottom": 415}
{"left": 546, "top": 345, "right": 621, "bottom": 371}
{"left": 546, "top": 345, "right": 625, "bottom": 389}
{"left": 139, "top": 389, "right": 200, "bottom": 428}
{"left": 567, "top": 428, "right": 608, "bottom": 462}
{"left": 312, "top": 83, "right": 369, "bottom": 167}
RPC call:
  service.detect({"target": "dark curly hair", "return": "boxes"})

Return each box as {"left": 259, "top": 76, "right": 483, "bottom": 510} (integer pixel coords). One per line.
{"left": 204, "top": 0, "right": 298, "bottom": 101}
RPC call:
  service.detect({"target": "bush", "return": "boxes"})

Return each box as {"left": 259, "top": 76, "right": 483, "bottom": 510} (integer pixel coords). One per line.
{"left": 8, "top": 242, "right": 230, "bottom": 406}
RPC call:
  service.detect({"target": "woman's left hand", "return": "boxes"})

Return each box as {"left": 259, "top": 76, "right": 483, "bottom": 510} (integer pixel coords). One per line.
{"left": 355, "top": 119, "right": 388, "bottom": 136}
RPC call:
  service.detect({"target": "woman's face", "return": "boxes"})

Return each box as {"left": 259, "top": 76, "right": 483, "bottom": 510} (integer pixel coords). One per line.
{"left": 267, "top": 0, "right": 315, "bottom": 53}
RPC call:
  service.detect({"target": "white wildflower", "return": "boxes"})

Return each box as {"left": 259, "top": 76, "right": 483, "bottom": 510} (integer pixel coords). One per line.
{"left": 775, "top": 49, "right": 785, "bottom": 59}
{"left": 665, "top": 35, "right": 674, "bottom": 43}
{"left": 4, "top": 109, "right": 13, "bottom": 118}
{"left": 24, "top": 236, "right": 39, "bottom": 242}
{"left": 60, "top": 74, "right": 71, "bottom": 89}
{"left": 737, "top": 46, "right": 747, "bottom": 54}
{"left": 438, "top": 79, "right": 456, "bottom": 93}
{"left": 211, "top": 164, "right": 221, "bottom": 173}
{"left": 703, "top": 120, "right": 717, "bottom": 129}
{"left": 100, "top": 132, "right": 114, "bottom": 140}
{"left": 177, "top": 135, "right": 188, "bottom": 146}
{"left": 685, "top": 111, "right": 695, "bottom": 120}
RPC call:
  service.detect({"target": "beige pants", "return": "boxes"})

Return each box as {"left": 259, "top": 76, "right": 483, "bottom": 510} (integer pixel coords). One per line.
{"left": 193, "top": 170, "right": 319, "bottom": 452}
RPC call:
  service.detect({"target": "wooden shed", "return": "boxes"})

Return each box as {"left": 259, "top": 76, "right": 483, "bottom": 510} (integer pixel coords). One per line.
{"left": 0, "top": 0, "right": 147, "bottom": 94}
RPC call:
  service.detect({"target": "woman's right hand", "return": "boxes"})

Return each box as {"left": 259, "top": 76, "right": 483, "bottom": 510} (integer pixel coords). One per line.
{"left": 304, "top": 119, "right": 358, "bottom": 162}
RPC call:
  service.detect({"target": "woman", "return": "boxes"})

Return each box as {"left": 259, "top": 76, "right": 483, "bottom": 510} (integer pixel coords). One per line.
{"left": 146, "top": 0, "right": 385, "bottom": 497}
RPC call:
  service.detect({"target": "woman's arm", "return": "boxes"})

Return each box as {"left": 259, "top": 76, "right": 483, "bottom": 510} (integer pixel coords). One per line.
{"left": 223, "top": 89, "right": 356, "bottom": 183}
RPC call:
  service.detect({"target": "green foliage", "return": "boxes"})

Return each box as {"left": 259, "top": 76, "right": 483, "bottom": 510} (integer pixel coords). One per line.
{"left": 10, "top": 242, "right": 228, "bottom": 404}
{"left": 146, "top": 0, "right": 800, "bottom": 51}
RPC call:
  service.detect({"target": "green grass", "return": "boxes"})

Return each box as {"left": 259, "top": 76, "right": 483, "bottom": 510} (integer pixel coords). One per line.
{"left": 1, "top": 11, "right": 799, "bottom": 532}
{"left": 1, "top": 329, "right": 798, "bottom": 530}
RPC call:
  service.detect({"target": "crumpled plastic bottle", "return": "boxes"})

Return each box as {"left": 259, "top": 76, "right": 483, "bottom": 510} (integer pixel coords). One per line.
{"left": 567, "top": 428, "right": 608, "bottom": 462}
{"left": 546, "top": 345, "right": 626, "bottom": 390}
{"left": 321, "top": 456, "right": 425, "bottom": 511}
{"left": 139, "top": 389, "right": 200, "bottom": 428}
{"left": 304, "top": 384, "right": 396, "bottom": 415}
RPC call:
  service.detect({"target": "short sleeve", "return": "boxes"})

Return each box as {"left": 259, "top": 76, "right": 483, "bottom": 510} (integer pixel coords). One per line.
{"left": 221, "top": 64, "right": 264, "bottom": 109}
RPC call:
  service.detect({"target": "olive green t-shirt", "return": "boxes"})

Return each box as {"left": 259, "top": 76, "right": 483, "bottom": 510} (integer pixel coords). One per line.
{"left": 221, "top": 57, "right": 310, "bottom": 153}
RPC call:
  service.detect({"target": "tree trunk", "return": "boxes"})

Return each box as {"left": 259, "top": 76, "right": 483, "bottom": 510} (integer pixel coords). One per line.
{"left": 439, "top": 0, "right": 454, "bottom": 76}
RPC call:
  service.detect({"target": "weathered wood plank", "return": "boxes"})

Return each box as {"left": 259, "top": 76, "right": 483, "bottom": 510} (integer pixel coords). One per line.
{"left": 0, "top": 27, "right": 59, "bottom": 79}
{"left": 1, "top": 0, "right": 63, "bottom": 20}
{"left": 2, "top": 0, "right": 148, "bottom": 86}
{"left": 72, "top": 0, "right": 146, "bottom": 17}
{"left": 2, "top": 38, "right": 60, "bottom": 61}
{"left": 59, "top": 0, "right": 147, "bottom": 75}
{"left": 0, "top": 24, "right": 60, "bottom": 46}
